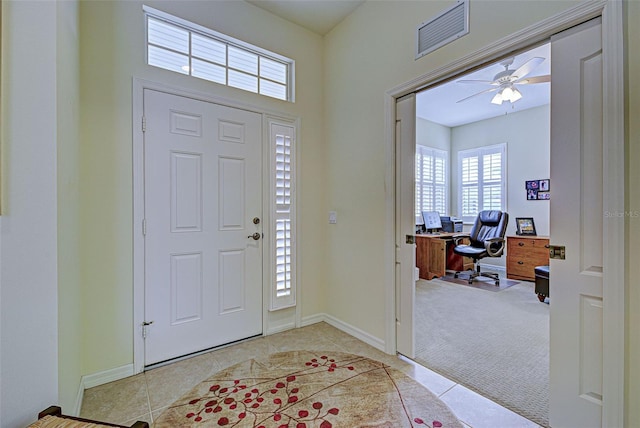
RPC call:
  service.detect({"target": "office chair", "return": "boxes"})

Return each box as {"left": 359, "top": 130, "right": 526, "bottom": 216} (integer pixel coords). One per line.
{"left": 452, "top": 210, "right": 509, "bottom": 285}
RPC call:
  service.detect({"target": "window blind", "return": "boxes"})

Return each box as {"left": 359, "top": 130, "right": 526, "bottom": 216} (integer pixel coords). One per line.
{"left": 458, "top": 144, "right": 506, "bottom": 222}
{"left": 415, "top": 146, "right": 448, "bottom": 217}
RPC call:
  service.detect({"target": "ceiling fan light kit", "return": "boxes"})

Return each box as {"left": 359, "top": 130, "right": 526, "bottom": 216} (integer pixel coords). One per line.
{"left": 491, "top": 85, "right": 523, "bottom": 105}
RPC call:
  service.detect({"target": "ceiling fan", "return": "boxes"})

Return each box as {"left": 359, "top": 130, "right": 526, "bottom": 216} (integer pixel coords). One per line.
{"left": 456, "top": 57, "right": 550, "bottom": 105}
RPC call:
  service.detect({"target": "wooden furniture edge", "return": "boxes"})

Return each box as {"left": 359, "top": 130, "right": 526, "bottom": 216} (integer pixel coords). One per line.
{"left": 36, "top": 406, "right": 149, "bottom": 428}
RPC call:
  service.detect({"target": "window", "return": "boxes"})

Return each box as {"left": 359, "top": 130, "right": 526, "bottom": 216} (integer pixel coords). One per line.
{"left": 457, "top": 143, "right": 506, "bottom": 223}
{"left": 415, "top": 146, "right": 448, "bottom": 217}
{"left": 269, "top": 120, "right": 296, "bottom": 310}
{"left": 144, "top": 6, "right": 294, "bottom": 102}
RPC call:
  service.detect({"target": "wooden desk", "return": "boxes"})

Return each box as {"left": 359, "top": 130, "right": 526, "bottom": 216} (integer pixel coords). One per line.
{"left": 416, "top": 233, "right": 473, "bottom": 280}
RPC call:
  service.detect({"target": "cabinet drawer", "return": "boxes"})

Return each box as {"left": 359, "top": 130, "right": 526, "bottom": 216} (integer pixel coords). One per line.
{"left": 508, "top": 246, "right": 548, "bottom": 260}
{"left": 509, "top": 238, "right": 550, "bottom": 250}
{"left": 509, "top": 260, "right": 537, "bottom": 278}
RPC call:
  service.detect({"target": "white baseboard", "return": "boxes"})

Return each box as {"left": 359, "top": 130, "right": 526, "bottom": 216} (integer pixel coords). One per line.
{"left": 265, "top": 321, "right": 296, "bottom": 335}
{"left": 301, "top": 313, "right": 386, "bottom": 353}
{"left": 82, "top": 364, "right": 135, "bottom": 389}
{"left": 478, "top": 263, "right": 506, "bottom": 273}
{"left": 72, "top": 364, "right": 134, "bottom": 416}
{"left": 72, "top": 382, "right": 84, "bottom": 417}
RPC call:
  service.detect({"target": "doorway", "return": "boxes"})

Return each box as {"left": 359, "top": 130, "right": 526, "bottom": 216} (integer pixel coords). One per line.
{"left": 389, "top": 3, "right": 624, "bottom": 427}
{"left": 410, "top": 43, "right": 551, "bottom": 426}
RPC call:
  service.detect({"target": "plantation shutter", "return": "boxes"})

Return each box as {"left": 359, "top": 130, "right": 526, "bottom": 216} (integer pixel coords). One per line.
{"left": 458, "top": 144, "right": 506, "bottom": 223}
{"left": 270, "top": 121, "right": 296, "bottom": 310}
{"left": 415, "top": 145, "right": 448, "bottom": 218}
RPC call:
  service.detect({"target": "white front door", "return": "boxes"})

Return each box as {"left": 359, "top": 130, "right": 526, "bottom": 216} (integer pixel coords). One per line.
{"left": 395, "top": 94, "right": 416, "bottom": 358}
{"left": 143, "top": 89, "right": 263, "bottom": 366}
{"left": 549, "top": 18, "right": 603, "bottom": 427}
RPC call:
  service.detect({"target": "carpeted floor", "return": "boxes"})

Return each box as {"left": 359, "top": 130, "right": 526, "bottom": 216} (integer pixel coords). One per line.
{"left": 154, "top": 350, "right": 463, "bottom": 427}
{"left": 414, "top": 277, "right": 549, "bottom": 427}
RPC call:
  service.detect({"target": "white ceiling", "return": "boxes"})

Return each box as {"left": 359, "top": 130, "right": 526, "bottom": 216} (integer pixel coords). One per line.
{"left": 416, "top": 43, "right": 551, "bottom": 127}
{"left": 246, "top": 0, "right": 365, "bottom": 35}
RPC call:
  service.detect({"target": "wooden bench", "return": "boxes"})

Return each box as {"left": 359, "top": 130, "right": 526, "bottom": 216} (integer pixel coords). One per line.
{"left": 27, "top": 406, "right": 149, "bottom": 428}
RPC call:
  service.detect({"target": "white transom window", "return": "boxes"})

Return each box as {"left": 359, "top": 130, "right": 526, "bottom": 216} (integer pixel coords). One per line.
{"left": 144, "top": 6, "right": 295, "bottom": 102}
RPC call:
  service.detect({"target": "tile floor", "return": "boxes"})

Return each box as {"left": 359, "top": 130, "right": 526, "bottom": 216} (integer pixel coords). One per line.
{"left": 80, "top": 322, "right": 540, "bottom": 428}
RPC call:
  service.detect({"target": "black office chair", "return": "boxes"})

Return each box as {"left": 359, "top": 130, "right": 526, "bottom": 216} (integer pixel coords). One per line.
{"left": 452, "top": 210, "right": 509, "bottom": 285}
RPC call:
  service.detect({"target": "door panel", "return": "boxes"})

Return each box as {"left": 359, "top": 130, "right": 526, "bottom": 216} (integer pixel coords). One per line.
{"left": 395, "top": 94, "right": 416, "bottom": 358}
{"left": 549, "top": 18, "right": 603, "bottom": 427}
{"left": 144, "top": 89, "right": 263, "bottom": 365}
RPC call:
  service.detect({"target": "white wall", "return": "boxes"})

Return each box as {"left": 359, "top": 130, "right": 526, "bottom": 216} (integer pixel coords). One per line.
{"left": 451, "top": 105, "right": 550, "bottom": 256}
{"left": 0, "top": 2, "right": 60, "bottom": 426}
{"left": 451, "top": 106, "right": 550, "bottom": 267}
{"left": 56, "top": 0, "right": 83, "bottom": 414}
{"left": 416, "top": 117, "right": 451, "bottom": 152}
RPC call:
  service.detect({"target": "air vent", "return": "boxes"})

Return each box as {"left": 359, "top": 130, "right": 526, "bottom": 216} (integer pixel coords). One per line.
{"left": 416, "top": 0, "right": 469, "bottom": 59}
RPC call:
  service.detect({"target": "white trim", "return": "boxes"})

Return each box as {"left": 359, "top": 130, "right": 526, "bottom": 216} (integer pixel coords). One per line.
{"left": 264, "top": 321, "right": 297, "bottom": 336}
{"left": 132, "top": 78, "right": 299, "bottom": 374}
{"left": 71, "top": 365, "right": 136, "bottom": 416}
{"left": 81, "top": 364, "right": 135, "bottom": 390}
{"left": 476, "top": 263, "right": 506, "bottom": 274}
{"left": 301, "top": 314, "right": 386, "bottom": 352}
{"left": 600, "top": 2, "right": 625, "bottom": 427}
{"left": 72, "top": 382, "right": 84, "bottom": 417}
{"left": 386, "top": 1, "right": 623, "bottom": 424}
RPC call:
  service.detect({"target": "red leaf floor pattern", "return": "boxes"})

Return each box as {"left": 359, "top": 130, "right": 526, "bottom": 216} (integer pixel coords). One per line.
{"left": 153, "top": 350, "right": 462, "bottom": 428}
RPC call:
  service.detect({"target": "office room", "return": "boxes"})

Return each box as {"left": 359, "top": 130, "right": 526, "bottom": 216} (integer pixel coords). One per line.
{"left": 412, "top": 43, "right": 551, "bottom": 427}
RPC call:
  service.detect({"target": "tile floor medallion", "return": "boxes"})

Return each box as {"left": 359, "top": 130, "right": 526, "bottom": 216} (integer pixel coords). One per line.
{"left": 153, "top": 350, "right": 463, "bottom": 428}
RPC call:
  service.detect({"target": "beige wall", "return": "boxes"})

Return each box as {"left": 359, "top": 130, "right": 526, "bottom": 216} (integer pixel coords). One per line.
{"left": 625, "top": 1, "right": 639, "bottom": 426}
{"left": 78, "top": 0, "right": 326, "bottom": 375}
{"left": 323, "top": 0, "right": 578, "bottom": 346}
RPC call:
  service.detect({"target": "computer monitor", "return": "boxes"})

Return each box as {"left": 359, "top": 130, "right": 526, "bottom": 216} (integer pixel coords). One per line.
{"left": 421, "top": 211, "right": 442, "bottom": 233}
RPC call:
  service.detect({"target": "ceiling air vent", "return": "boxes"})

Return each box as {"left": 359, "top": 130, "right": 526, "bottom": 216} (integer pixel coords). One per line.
{"left": 416, "top": 0, "right": 469, "bottom": 60}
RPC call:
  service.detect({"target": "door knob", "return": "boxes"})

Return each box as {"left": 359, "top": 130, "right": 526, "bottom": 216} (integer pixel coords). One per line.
{"left": 248, "top": 232, "right": 261, "bottom": 240}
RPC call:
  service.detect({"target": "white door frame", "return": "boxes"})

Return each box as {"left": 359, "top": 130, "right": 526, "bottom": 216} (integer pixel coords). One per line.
{"left": 132, "top": 78, "right": 300, "bottom": 373}
{"left": 384, "top": 1, "right": 624, "bottom": 426}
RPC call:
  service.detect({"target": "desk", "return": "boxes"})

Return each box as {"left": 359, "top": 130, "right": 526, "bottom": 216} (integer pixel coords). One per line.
{"left": 415, "top": 233, "right": 474, "bottom": 280}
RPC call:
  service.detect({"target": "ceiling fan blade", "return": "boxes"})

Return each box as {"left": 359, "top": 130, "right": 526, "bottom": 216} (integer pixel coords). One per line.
{"left": 456, "top": 79, "right": 498, "bottom": 85}
{"left": 517, "top": 75, "right": 551, "bottom": 84}
{"left": 456, "top": 87, "right": 499, "bottom": 103}
{"left": 512, "top": 56, "right": 545, "bottom": 80}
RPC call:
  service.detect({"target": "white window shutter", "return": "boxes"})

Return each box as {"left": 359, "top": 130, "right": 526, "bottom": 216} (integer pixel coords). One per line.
{"left": 270, "top": 121, "right": 296, "bottom": 310}
{"left": 458, "top": 144, "right": 506, "bottom": 222}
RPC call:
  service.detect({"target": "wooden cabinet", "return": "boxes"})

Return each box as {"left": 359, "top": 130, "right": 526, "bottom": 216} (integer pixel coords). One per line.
{"left": 506, "top": 236, "right": 550, "bottom": 281}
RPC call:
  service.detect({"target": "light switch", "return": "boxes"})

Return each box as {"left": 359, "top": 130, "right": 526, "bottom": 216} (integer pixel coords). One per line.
{"left": 329, "top": 211, "right": 337, "bottom": 224}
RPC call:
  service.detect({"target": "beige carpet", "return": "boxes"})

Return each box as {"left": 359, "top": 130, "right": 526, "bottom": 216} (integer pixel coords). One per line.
{"left": 414, "top": 278, "right": 549, "bottom": 427}
{"left": 154, "top": 350, "right": 463, "bottom": 428}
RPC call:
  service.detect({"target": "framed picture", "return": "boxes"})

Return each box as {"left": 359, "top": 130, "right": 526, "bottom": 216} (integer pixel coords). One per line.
{"left": 537, "top": 191, "right": 551, "bottom": 200}
{"left": 525, "top": 179, "right": 550, "bottom": 200}
{"left": 515, "top": 217, "right": 537, "bottom": 236}
{"left": 525, "top": 180, "right": 539, "bottom": 190}
{"left": 539, "top": 179, "right": 550, "bottom": 191}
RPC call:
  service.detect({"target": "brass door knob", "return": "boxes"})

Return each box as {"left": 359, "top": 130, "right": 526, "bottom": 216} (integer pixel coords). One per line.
{"left": 248, "top": 232, "right": 261, "bottom": 240}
